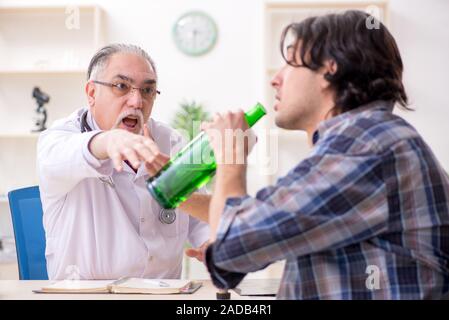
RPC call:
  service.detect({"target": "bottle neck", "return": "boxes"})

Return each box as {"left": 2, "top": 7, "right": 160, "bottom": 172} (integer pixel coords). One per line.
{"left": 244, "top": 103, "right": 266, "bottom": 127}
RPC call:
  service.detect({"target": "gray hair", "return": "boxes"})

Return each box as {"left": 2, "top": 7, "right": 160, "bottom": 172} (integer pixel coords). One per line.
{"left": 87, "top": 44, "right": 157, "bottom": 81}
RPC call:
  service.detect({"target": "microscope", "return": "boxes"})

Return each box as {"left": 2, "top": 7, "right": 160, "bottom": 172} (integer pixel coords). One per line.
{"left": 32, "top": 87, "right": 50, "bottom": 132}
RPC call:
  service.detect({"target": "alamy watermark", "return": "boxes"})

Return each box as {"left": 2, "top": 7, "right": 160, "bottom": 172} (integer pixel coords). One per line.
{"left": 365, "top": 264, "right": 381, "bottom": 290}
{"left": 365, "top": 5, "right": 382, "bottom": 30}
{"left": 65, "top": 6, "right": 80, "bottom": 30}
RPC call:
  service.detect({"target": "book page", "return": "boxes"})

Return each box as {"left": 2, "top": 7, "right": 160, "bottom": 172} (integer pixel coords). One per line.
{"left": 108, "top": 278, "right": 192, "bottom": 294}
{"left": 39, "top": 280, "right": 113, "bottom": 293}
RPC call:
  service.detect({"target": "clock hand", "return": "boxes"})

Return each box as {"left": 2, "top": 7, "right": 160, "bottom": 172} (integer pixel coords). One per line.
{"left": 193, "top": 29, "right": 198, "bottom": 48}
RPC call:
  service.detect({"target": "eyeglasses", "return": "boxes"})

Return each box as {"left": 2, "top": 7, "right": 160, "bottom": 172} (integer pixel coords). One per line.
{"left": 92, "top": 80, "right": 161, "bottom": 100}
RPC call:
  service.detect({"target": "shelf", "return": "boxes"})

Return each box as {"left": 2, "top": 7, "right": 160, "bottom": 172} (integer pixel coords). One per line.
{"left": 0, "top": 133, "right": 41, "bottom": 139}
{"left": 0, "top": 5, "right": 104, "bottom": 73}
{"left": 265, "top": 1, "right": 388, "bottom": 11}
{"left": 0, "top": 5, "right": 100, "bottom": 13}
{"left": 0, "top": 69, "right": 86, "bottom": 75}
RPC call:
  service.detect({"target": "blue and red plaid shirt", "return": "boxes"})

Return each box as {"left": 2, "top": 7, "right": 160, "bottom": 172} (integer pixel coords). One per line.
{"left": 205, "top": 100, "right": 449, "bottom": 299}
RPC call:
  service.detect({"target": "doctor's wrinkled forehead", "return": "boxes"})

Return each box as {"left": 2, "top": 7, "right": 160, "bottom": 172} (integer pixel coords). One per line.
{"left": 86, "top": 43, "right": 158, "bottom": 81}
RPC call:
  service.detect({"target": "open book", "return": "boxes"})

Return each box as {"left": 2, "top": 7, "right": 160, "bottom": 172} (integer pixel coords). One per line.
{"left": 233, "top": 278, "right": 280, "bottom": 296}
{"left": 33, "top": 277, "right": 202, "bottom": 294}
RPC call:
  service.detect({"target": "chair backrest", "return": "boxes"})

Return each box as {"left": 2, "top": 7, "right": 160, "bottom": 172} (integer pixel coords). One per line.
{"left": 8, "top": 186, "right": 48, "bottom": 280}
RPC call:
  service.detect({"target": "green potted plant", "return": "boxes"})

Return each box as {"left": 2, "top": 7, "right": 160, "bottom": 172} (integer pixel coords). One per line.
{"left": 171, "top": 100, "right": 211, "bottom": 142}
{"left": 171, "top": 100, "right": 213, "bottom": 193}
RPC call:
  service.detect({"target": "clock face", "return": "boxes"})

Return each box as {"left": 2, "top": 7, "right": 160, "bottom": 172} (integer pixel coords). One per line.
{"left": 173, "top": 11, "right": 218, "bottom": 56}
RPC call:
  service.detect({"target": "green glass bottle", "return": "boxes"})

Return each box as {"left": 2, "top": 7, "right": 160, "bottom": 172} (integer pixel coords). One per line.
{"left": 147, "top": 102, "right": 266, "bottom": 209}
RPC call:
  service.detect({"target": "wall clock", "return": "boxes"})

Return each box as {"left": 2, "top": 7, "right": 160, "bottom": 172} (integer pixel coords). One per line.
{"left": 172, "top": 11, "right": 218, "bottom": 56}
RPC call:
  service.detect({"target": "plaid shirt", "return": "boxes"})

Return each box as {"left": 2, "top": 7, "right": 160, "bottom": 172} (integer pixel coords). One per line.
{"left": 205, "top": 100, "right": 449, "bottom": 299}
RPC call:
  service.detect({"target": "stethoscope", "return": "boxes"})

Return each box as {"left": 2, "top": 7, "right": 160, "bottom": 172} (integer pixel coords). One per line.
{"left": 79, "top": 110, "right": 176, "bottom": 224}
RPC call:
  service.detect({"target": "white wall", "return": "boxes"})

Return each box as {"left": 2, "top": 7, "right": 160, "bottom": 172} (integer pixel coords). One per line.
{"left": 2, "top": 0, "right": 448, "bottom": 167}
{"left": 95, "top": 0, "right": 266, "bottom": 125}
{"left": 390, "top": 0, "right": 449, "bottom": 169}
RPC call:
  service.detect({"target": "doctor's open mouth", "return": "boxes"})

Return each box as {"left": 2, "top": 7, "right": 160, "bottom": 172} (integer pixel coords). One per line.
{"left": 115, "top": 111, "right": 144, "bottom": 133}
{"left": 122, "top": 115, "right": 140, "bottom": 130}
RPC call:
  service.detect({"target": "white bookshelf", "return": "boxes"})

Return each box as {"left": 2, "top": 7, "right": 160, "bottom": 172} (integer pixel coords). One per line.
{"left": 0, "top": 5, "right": 106, "bottom": 267}
{"left": 0, "top": 5, "right": 105, "bottom": 71}
{"left": 0, "top": 69, "right": 86, "bottom": 75}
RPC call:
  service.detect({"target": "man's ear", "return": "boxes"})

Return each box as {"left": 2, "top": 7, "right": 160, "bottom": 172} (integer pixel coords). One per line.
{"left": 320, "top": 59, "right": 338, "bottom": 89}
{"left": 326, "top": 59, "right": 338, "bottom": 75}
{"left": 85, "top": 81, "right": 96, "bottom": 108}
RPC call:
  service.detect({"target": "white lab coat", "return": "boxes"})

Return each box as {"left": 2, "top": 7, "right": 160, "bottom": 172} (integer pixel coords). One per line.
{"left": 37, "top": 107, "right": 209, "bottom": 280}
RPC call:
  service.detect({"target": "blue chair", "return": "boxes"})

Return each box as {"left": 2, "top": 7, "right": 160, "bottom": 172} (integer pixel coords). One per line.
{"left": 8, "top": 186, "right": 48, "bottom": 280}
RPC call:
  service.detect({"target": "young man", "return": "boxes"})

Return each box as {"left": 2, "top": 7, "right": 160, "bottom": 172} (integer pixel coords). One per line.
{"left": 37, "top": 44, "right": 210, "bottom": 280}
{"left": 202, "top": 11, "right": 449, "bottom": 299}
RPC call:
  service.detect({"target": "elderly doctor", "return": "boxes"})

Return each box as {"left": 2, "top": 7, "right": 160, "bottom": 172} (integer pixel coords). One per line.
{"left": 37, "top": 44, "right": 210, "bottom": 280}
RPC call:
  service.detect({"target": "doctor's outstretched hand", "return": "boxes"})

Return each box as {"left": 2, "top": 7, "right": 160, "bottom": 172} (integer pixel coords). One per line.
{"left": 88, "top": 125, "right": 170, "bottom": 175}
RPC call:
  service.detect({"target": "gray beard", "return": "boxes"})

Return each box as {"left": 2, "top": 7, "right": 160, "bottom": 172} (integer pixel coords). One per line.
{"left": 112, "top": 110, "right": 145, "bottom": 135}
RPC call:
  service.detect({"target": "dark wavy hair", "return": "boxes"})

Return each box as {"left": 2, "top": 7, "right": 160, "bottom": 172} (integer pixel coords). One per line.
{"left": 280, "top": 10, "right": 410, "bottom": 114}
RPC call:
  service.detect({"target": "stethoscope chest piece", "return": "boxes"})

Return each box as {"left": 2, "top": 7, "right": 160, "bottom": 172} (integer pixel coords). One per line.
{"left": 159, "top": 208, "right": 176, "bottom": 224}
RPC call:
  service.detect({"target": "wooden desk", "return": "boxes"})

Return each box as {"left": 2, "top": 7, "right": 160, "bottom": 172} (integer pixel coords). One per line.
{"left": 0, "top": 280, "right": 275, "bottom": 300}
